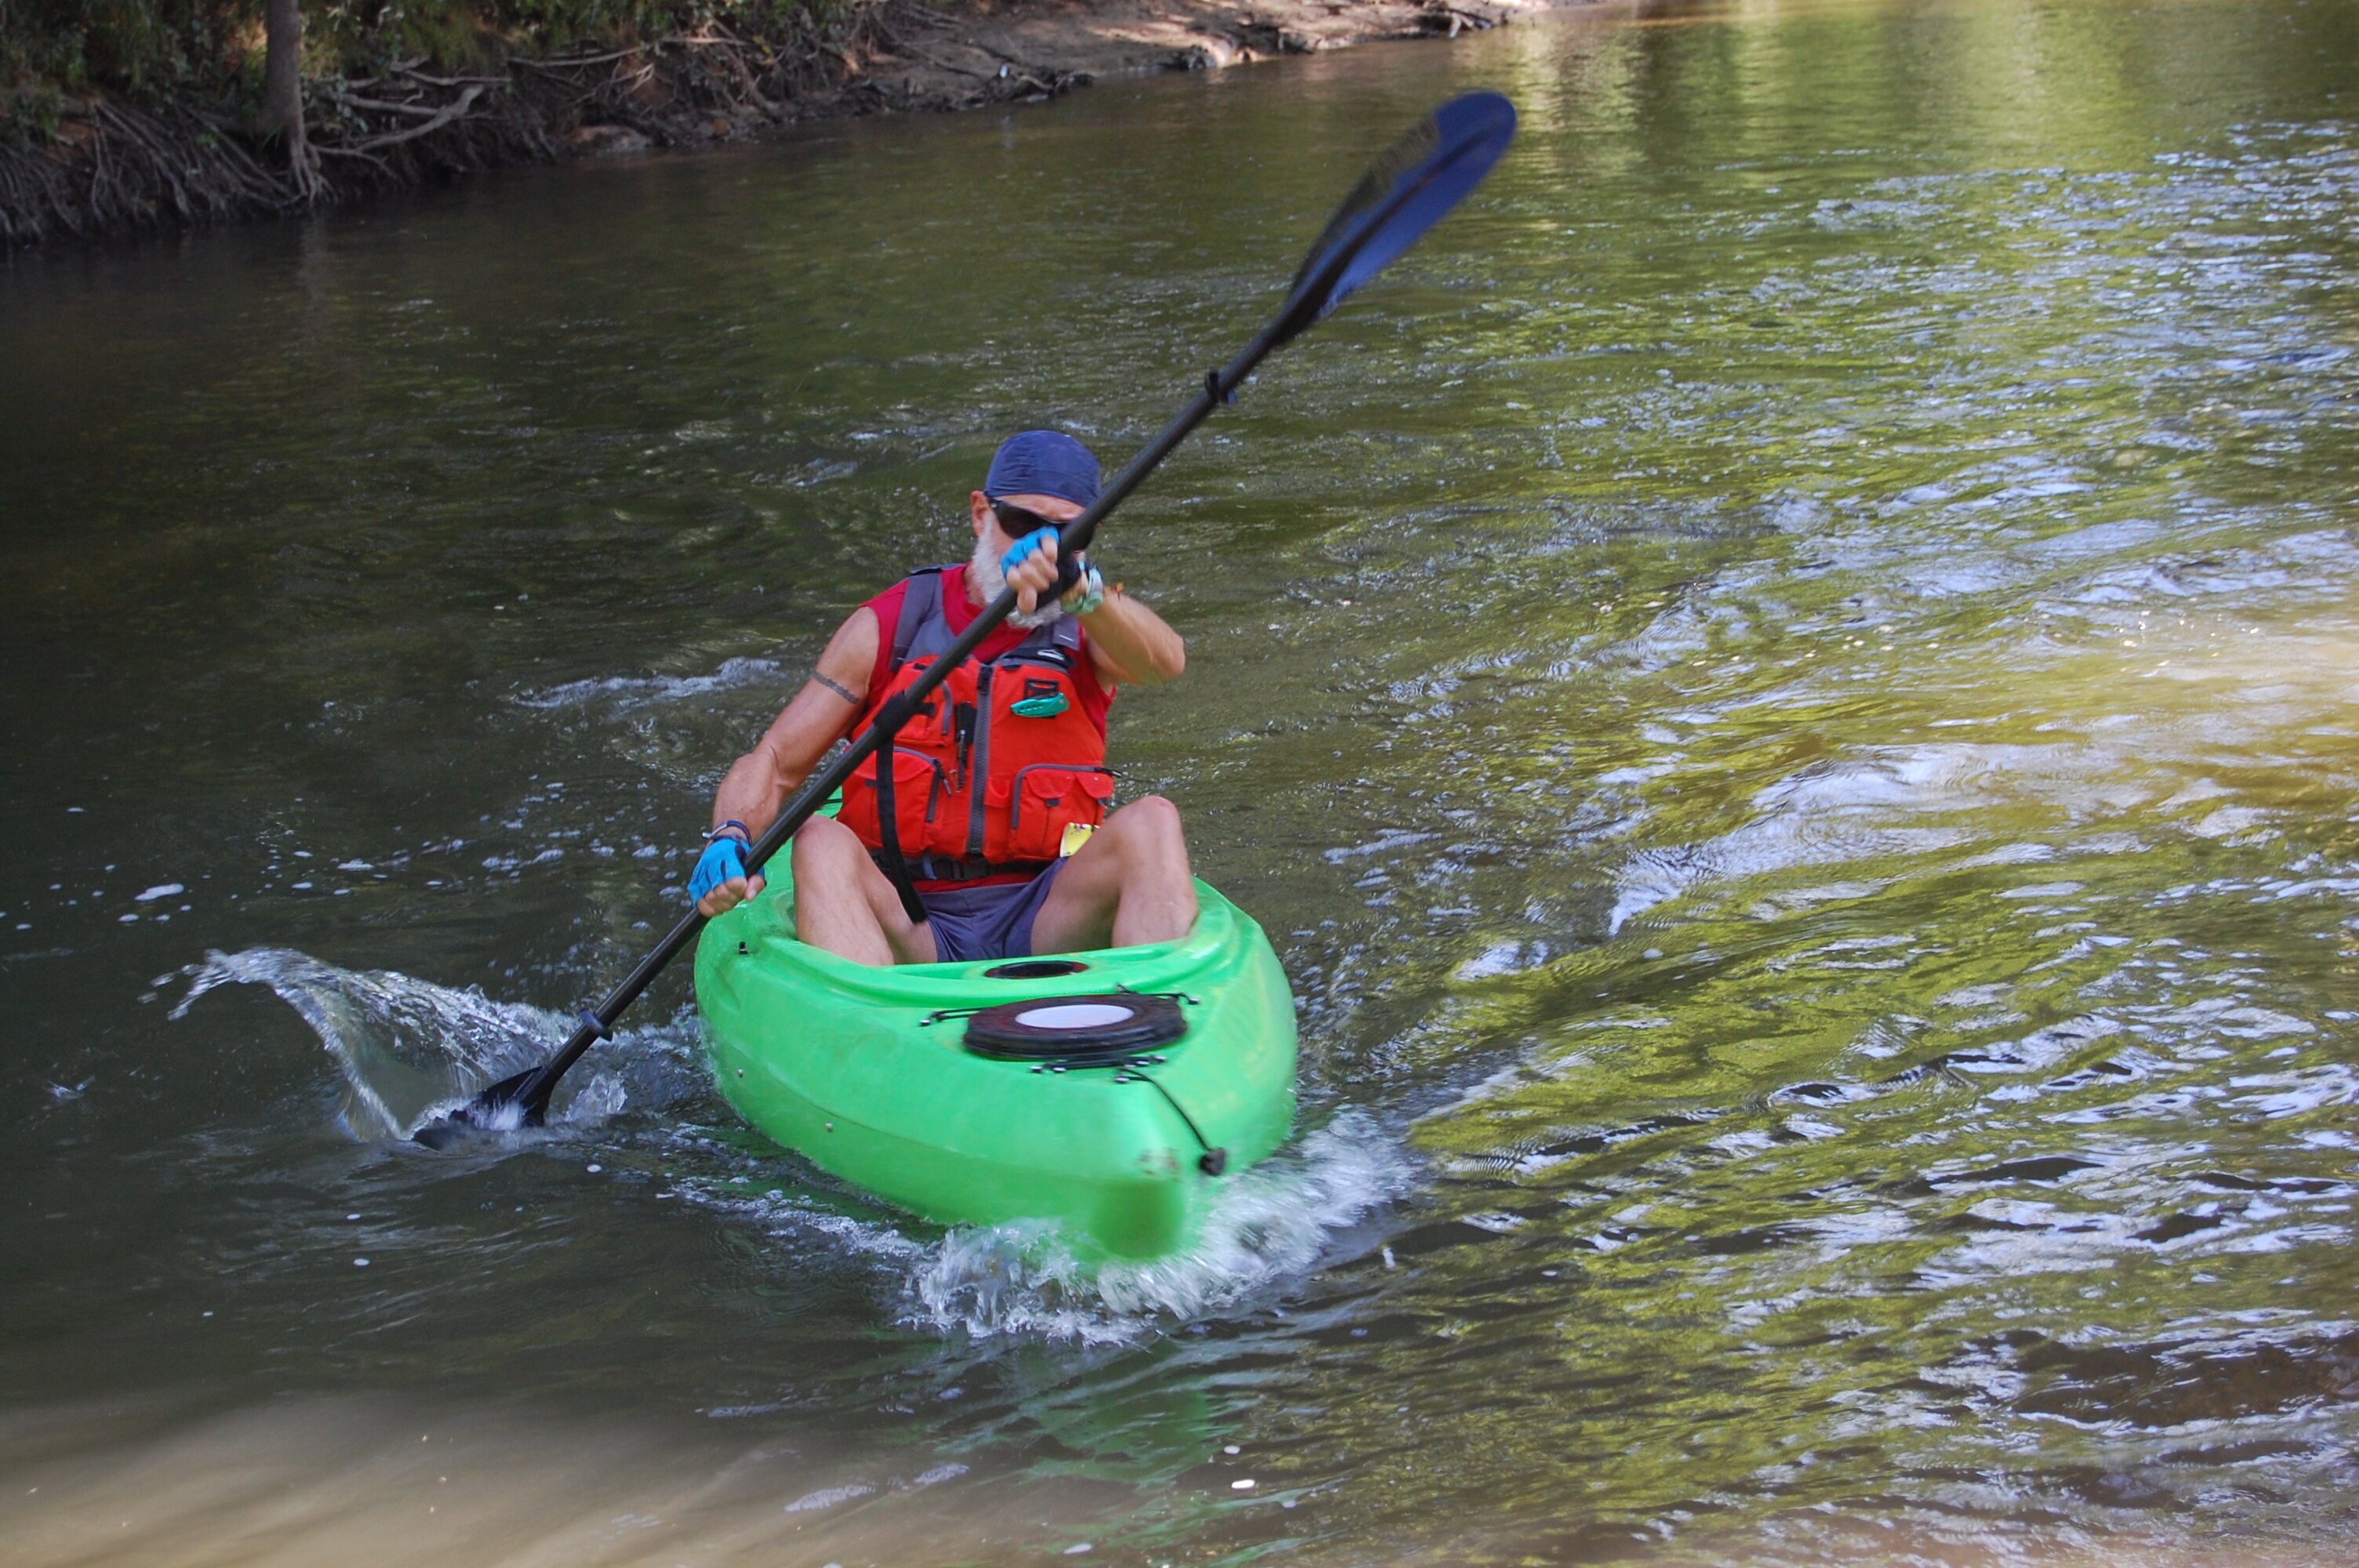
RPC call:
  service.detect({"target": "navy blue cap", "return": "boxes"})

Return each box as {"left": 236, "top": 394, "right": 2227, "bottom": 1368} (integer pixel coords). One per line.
{"left": 984, "top": 430, "right": 1101, "bottom": 510}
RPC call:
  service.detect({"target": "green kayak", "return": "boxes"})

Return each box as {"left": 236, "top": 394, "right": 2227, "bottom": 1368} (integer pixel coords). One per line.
{"left": 694, "top": 874, "right": 1298, "bottom": 1260}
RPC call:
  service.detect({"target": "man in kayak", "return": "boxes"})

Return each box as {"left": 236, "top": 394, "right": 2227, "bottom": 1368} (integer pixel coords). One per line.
{"left": 685, "top": 430, "right": 1196, "bottom": 966}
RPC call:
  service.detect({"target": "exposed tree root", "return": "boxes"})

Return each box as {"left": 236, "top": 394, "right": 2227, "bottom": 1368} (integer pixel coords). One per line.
{"left": 0, "top": 0, "right": 1034, "bottom": 246}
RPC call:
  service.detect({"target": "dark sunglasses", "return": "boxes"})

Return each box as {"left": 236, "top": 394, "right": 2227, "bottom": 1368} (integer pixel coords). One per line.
{"left": 990, "top": 500, "right": 1062, "bottom": 540}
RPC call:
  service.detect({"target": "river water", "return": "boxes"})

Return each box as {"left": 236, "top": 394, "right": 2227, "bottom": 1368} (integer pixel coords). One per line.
{"left": 6, "top": 0, "right": 2359, "bottom": 1560}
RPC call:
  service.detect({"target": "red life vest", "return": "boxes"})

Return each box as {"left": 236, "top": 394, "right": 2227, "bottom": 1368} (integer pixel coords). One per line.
{"left": 836, "top": 566, "right": 1116, "bottom": 889}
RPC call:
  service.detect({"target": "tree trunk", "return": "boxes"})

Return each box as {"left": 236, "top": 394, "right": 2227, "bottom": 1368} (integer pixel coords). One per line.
{"left": 260, "top": 0, "right": 309, "bottom": 176}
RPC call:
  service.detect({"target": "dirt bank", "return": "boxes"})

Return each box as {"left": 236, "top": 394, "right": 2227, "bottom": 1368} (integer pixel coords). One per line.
{"left": 0, "top": 0, "right": 1560, "bottom": 251}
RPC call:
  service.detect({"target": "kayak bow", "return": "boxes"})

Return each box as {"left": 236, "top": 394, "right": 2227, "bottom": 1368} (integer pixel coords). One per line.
{"left": 696, "top": 874, "right": 1297, "bottom": 1260}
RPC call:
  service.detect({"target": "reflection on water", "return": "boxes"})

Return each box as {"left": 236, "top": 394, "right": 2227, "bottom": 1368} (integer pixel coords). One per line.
{"left": 8, "top": 0, "right": 2359, "bottom": 1559}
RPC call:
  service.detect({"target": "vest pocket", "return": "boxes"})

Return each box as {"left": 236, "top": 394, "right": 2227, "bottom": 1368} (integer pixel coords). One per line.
{"left": 1004, "top": 764, "right": 1116, "bottom": 862}
{"left": 845, "top": 746, "right": 949, "bottom": 856}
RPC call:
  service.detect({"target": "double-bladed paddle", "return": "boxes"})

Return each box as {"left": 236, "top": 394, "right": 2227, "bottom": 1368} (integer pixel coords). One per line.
{"left": 414, "top": 89, "right": 1518, "bottom": 1147}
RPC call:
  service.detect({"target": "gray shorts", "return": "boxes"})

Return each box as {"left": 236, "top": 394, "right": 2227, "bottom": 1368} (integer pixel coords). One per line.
{"left": 921, "top": 862, "right": 1067, "bottom": 964}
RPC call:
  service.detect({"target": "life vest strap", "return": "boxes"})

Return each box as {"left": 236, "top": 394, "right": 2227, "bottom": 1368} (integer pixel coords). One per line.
{"left": 873, "top": 851, "right": 1054, "bottom": 887}
{"left": 890, "top": 566, "right": 952, "bottom": 666}
{"left": 869, "top": 730, "right": 927, "bottom": 924}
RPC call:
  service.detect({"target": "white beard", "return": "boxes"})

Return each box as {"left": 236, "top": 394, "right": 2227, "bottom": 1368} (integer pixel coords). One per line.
{"left": 970, "top": 532, "right": 1066, "bottom": 630}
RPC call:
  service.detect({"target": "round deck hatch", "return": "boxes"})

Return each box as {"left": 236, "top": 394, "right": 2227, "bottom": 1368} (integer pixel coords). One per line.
{"left": 963, "top": 993, "right": 1187, "bottom": 1063}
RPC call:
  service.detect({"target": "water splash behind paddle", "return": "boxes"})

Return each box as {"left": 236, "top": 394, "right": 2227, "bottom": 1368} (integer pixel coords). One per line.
{"left": 172, "top": 948, "right": 698, "bottom": 1139}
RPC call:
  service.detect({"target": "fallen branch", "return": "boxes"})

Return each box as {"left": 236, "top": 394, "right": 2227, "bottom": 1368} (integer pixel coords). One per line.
{"left": 325, "top": 92, "right": 462, "bottom": 118}
{"left": 318, "top": 84, "right": 483, "bottom": 154}
{"left": 394, "top": 67, "right": 512, "bottom": 87}
{"left": 514, "top": 48, "right": 642, "bottom": 71}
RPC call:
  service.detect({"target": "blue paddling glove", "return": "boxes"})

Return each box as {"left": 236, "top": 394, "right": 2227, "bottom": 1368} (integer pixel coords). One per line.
{"left": 1002, "top": 526, "right": 1057, "bottom": 578}
{"left": 689, "top": 833, "right": 752, "bottom": 906}
{"left": 1002, "top": 527, "right": 1085, "bottom": 599}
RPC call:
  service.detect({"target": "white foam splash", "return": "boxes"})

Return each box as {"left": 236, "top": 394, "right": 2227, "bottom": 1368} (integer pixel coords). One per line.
{"left": 518, "top": 656, "right": 785, "bottom": 713}
{"left": 172, "top": 948, "right": 691, "bottom": 1140}
{"left": 671, "top": 1113, "right": 1412, "bottom": 1342}
{"left": 906, "top": 1110, "right": 1414, "bottom": 1343}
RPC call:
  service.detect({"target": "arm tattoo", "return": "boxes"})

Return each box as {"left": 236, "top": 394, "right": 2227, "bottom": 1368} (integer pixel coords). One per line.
{"left": 812, "top": 671, "right": 859, "bottom": 705}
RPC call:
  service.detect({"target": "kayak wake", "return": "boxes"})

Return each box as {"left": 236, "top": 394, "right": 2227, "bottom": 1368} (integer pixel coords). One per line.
{"left": 668, "top": 1110, "right": 1409, "bottom": 1344}
{"left": 172, "top": 947, "right": 700, "bottom": 1140}
{"left": 905, "top": 1111, "right": 1412, "bottom": 1342}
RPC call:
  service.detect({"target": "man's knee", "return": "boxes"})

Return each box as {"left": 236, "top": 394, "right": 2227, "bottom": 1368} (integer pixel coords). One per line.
{"left": 792, "top": 815, "right": 864, "bottom": 876}
{"left": 1114, "top": 793, "right": 1184, "bottom": 846}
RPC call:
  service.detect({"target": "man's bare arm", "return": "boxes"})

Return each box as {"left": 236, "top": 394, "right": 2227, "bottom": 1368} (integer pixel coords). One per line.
{"left": 1080, "top": 588, "right": 1186, "bottom": 688}
{"left": 710, "top": 607, "right": 880, "bottom": 842}
{"left": 1003, "top": 535, "right": 1185, "bottom": 688}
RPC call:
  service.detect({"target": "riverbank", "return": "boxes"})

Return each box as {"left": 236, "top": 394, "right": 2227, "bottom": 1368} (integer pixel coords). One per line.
{"left": 0, "top": 0, "right": 1550, "bottom": 250}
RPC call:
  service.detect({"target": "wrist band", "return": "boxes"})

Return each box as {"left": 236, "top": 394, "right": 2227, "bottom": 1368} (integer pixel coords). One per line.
{"left": 704, "top": 820, "right": 751, "bottom": 844}
{"left": 1067, "top": 563, "right": 1106, "bottom": 618}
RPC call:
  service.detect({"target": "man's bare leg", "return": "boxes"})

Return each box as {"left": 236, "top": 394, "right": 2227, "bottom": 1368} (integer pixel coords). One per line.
{"left": 1029, "top": 796, "right": 1198, "bottom": 954}
{"left": 791, "top": 816, "right": 938, "bottom": 965}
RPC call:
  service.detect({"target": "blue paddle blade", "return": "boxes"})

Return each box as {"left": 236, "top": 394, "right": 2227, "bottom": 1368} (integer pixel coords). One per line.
{"left": 1274, "top": 91, "right": 1518, "bottom": 344}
